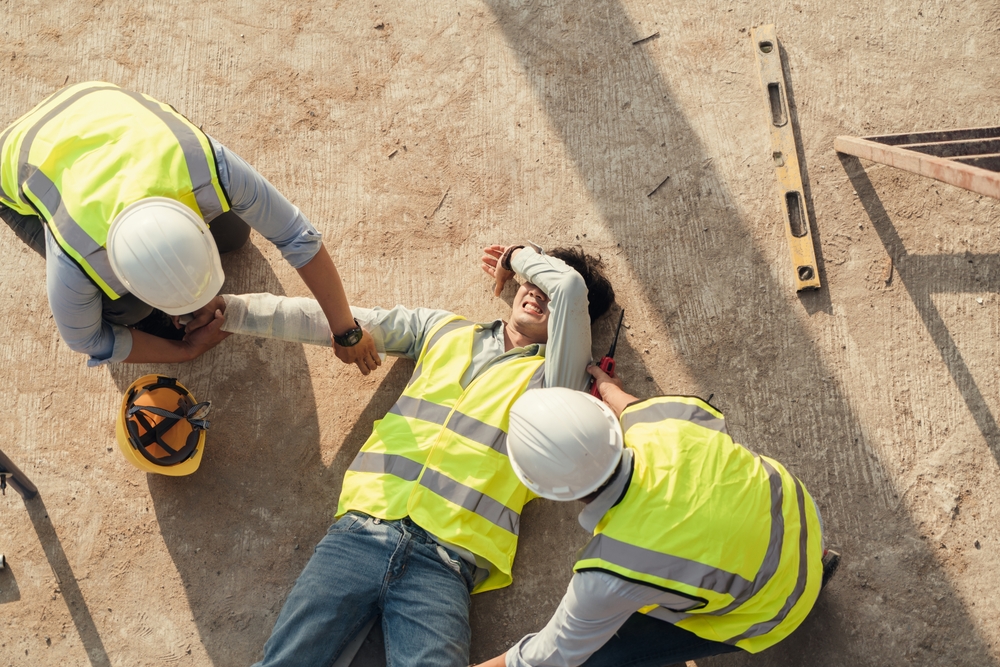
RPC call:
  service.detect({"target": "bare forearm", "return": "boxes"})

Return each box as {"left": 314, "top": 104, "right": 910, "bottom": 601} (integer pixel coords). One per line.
{"left": 599, "top": 383, "right": 638, "bottom": 418}
{"left": 472, "top": 655, "right": 507, "bottom": 667}
{"left": 295, "top": 243, "right": 356, "bottom": 336}
{"left": 121, "top": 330, "right": 197, "bottom": 363}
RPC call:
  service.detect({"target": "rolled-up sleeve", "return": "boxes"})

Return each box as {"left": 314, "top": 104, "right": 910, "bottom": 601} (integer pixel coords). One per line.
{"left": 44, "top": 229, "right": 133, "bottom": 366}
{"left": 213, "top": 140, "right": 323, "bottom": 269}
{"left": 511, "top": 247, "right": 592, "bottom": 391}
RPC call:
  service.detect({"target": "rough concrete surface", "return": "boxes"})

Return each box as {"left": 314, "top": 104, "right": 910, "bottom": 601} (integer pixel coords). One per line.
{"left": 2, "top": 0, "right": 1000, "bottom": 665}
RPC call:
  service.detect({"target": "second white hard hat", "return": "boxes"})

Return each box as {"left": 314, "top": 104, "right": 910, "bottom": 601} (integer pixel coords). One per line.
{"left": 507, "top": 388, "right": 624, "bottom": 501}
{"left": 106, "top": 197, "right": 224, "bottom": 316}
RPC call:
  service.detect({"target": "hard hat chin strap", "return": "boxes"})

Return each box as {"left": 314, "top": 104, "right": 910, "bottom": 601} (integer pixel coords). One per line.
{"left": 124, "top": 377, "right": 211, "bottom": 467}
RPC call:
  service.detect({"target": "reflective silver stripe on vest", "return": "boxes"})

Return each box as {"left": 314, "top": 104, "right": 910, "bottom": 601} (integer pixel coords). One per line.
{"left": 705, "top": 458, "right": 785, "bottom": 616}
{"left": 406, "top": 319, "right": 476, "bottom": 388}
{"left": 419, "top": 468, "right": 521, "bottom": 535}
{"left": 725, "top": 477, "right": 811, "bottom": 643}
{"left": 578, "top": 533, "right": 754, "bottom": 597}
{"left": 446, "top": 410, "right": 509, "bottom": 454}
{"left": 116, "top": 90, "right": 225, "bottom": 222}
{"left": 389, "top": 395, "right": 453, "bottom": 426}
{"left": 527, "top": 364, "right": 545, "bottom": 391}
{"left": 389, "top": 395, "right": 509, "bottom": 455}
{"left": 347, "top": 451, "right": 423, "bottom": 482}
{"left": 621, "top": 400, "right": 727, "bottom": 435}
{"left": 25, "top": 169, "right": 127, "bottom": 294}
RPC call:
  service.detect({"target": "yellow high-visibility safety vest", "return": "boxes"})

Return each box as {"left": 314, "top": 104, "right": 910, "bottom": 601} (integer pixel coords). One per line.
{"left": 338, "top": 316, "right": 545, "bottom": 593}
{"left": 574, "top": 396, "right": 823, "bottom": 653}
{"left": 0, "top": 81, "right": 229, "bottom": 299}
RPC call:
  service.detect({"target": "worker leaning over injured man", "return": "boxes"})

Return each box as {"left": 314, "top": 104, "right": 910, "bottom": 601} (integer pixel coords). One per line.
{"left": 0, "top": 81, "right": 380, "bottom": 373}
{"left": 215, "top": 243, "right": 615, "bottom": 667}
{"left": 474, "top": 365, "right": 839, "bottom": 667}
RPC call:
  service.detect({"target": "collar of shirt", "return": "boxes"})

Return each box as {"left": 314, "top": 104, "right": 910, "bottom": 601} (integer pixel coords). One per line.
{"left": 476, "top": 319, "right": 546, "bottom": 358}
{"left": 577, "top": 448, "right": 634, "bottom": 533}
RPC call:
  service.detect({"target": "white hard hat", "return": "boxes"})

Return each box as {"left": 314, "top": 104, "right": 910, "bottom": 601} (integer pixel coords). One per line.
{"left": 507, "top": 388, "right": 624, "bottom": 501}
{"left": 106, "top": 197, "right": 224, "bottom": 316}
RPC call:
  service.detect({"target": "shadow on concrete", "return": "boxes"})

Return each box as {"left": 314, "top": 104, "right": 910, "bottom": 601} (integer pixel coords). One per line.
{"left": 840, "top": 153, "right": 1000, "bottom": 463}
{"left": 103, "top": 241, "right": 362, "bottom": 666}
{"left": 779, "top": 41, "right": 832, "bottom": 316}
{"left": 22, "top": 496, "right": 110, "bottom": 667}
{"left": 0, "top": 557, "right": 21, "bottom": 604}
{"left": 476, "top": 1, "right": 999, "bottom": 666}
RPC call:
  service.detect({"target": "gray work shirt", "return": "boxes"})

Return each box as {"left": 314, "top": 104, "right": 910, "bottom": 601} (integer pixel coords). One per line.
{"left": 44, "top": 138, "right": 323, "bottom": 366}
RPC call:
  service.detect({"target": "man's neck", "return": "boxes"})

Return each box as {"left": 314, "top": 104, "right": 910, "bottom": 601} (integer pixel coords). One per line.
{"left": 503, "top": 321, "right": 542, "bottom": 352}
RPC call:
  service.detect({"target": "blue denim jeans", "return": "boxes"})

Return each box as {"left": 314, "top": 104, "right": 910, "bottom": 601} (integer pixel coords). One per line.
{"left": 252, "top": 512, "right": 475, "bottom": 667}
{"left": 580, "top": 612, "right": 742, "bottom": 667}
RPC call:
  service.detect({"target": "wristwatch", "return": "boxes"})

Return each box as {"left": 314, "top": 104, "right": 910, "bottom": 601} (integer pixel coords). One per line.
{"left": 333, "top": 319, "right": 364, "bottom": 347}
{"left": 500, "top": 245, "right": 525, "bottom": 271}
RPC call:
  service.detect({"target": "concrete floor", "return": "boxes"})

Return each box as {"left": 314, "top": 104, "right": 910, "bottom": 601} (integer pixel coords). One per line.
{"left": 2, "top": 1, "right": 1000, "bottom": 665}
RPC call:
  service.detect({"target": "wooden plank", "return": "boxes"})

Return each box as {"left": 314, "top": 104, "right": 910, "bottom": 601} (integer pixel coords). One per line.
{"left": 835, "top": 135, "right": 1000, "bottom": 199}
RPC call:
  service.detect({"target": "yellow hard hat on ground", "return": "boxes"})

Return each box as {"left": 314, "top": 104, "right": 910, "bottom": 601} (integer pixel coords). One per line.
{"left": 116, "top": 375, "right": 211, "bottom": 476}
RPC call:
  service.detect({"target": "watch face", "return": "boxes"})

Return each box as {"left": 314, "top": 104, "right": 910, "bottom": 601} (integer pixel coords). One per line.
{"left": 335, "top": 327, "right": 363, "bottom": 347}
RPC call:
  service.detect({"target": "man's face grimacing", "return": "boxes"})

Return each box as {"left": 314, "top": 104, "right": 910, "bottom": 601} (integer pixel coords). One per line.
{"left": 510, "top": 281, "right": 550, "bottom": 343}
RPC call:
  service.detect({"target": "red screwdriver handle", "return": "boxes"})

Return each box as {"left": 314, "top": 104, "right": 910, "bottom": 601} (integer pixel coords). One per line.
{"left": 590, "top": 356, "right": 616, "bottom": 397}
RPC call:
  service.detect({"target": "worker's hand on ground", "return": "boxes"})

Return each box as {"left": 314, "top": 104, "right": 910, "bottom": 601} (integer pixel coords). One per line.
{"left": 181, "top": 308, "right": 231, "bottom": 359}
{"left": 587, "top": 364, "right": 635, "bottom": 418}
{"left": 173, "top": 295, "right": 228, "bottom": 334}
{"left": 334, "top": 328, "right": 382, "bottom": 376}
{"left": 481, "top": 244, "right": 515, "bottom": 297}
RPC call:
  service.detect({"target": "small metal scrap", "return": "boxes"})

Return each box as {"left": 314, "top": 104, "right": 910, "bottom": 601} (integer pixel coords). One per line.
{"left": 647, "top": 175, "right": 670, "bottom": 198}
{"left": 632, "top": 32, "right": 660, "bottom": 46}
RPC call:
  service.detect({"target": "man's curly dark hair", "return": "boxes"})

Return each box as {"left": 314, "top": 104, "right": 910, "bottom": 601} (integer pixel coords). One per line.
{"left": 549, "top": 247, "right": 615, "bottom": 324}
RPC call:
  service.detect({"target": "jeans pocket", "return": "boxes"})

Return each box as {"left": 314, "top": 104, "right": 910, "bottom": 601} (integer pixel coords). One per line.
{"left": 328, "top": 513, "right": 367, "bottom": 534}
{"left": 436, "top": 545, "right": 474, "bottom": 593}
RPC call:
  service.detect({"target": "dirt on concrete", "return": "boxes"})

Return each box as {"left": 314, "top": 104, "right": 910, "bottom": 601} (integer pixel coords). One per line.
{"left": 2, "top": 0, "right": 1000, "bottom": 666}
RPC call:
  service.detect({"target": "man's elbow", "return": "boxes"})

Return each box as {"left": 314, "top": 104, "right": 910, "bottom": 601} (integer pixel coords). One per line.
{"left": 547, "top": 247, "right": 616, "bottom": 323}
{"left": 59, "top": 328, "right": 114, "bottom": 360}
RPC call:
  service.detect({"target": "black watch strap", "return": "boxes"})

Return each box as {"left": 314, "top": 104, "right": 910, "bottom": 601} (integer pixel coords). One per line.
{"left": 333, "top": 318, "right": 364, "bottom": 347}
{"left": 500, "top": 245, "right": 525, "bottom": 271}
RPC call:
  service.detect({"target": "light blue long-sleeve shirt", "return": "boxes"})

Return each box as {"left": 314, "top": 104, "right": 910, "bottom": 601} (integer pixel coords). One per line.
{"left": 44, "top": 138, "right": 323, "bottom": 366}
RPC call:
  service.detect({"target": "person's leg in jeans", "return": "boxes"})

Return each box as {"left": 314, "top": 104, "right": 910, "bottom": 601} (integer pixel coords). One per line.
{"left": 252, "top": 513, "right": 387, "bottom": 667}
{"left": 380, "top": 519, "right": 473, "bottom": 667}
{"left": 580, "top": 613, "right": 742, "bottom": 667}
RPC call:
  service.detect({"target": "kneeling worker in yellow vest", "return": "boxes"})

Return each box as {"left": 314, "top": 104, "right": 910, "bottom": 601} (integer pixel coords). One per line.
{"left": 475, "top": 364, "right": 838, "bottom": 667}
{"left": 0, "top": 82, "right": 379, "bottom": 373}
{"left": 242, "top": 243, "right": 615, "bottom": 667}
